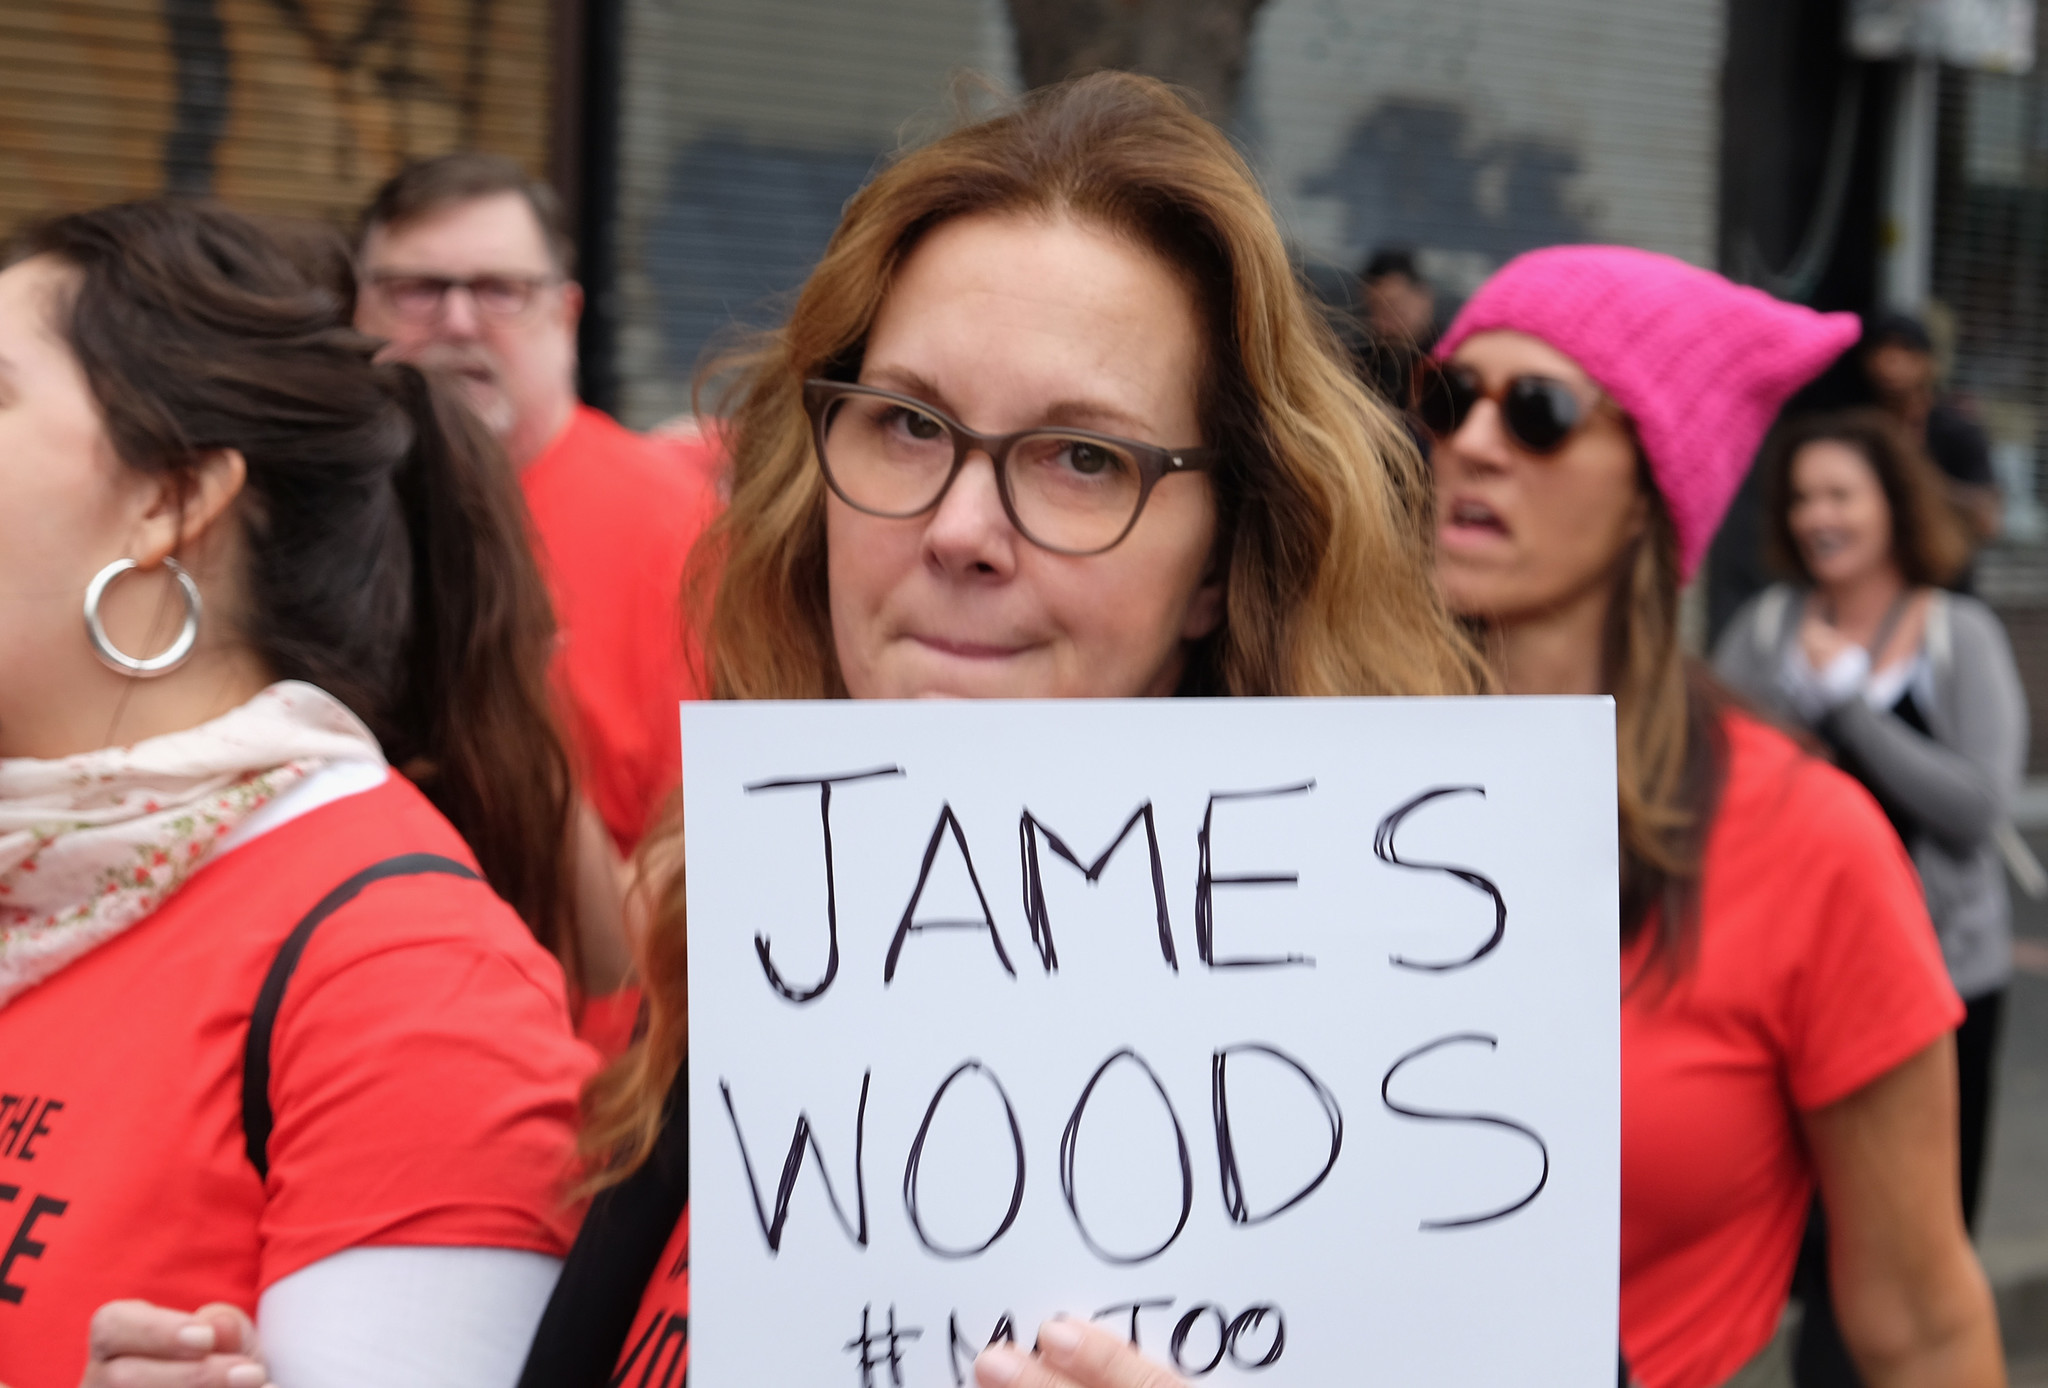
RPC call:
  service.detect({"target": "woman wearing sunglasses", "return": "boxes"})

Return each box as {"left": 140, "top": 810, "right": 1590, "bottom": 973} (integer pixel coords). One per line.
{"left": 515, "top": 71, "right": 1486, "bottom": 1388}
{"left": 1424, "top": 245, "right": 2002, "bottom": 1388}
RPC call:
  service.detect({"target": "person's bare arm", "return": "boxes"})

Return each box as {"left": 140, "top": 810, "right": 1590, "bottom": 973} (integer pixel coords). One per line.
{"left": 1805, "top": 1036, "right": 2005, "bottom": 1388}
{"left": 571, "top": 797, "right": 633, "bottom": 995}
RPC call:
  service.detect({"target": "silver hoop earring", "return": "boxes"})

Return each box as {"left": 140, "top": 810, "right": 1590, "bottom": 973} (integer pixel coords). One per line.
{"left": 83, "top": 557, "right": 202, "bottom": 679}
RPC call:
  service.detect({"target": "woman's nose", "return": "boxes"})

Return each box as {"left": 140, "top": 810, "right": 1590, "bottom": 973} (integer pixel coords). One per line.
{"left": 1444, "top": 398, "right": 1517, "bottom": 472}
{"left": 922, "top": 451, "right": 1019, "bottom": 576}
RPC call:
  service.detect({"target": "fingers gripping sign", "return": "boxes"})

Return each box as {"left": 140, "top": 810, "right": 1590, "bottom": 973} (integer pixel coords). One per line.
{"left": 976, "top": 1319, "right": 1187, "bottom": 1388}
{"left": 81, "top": 1300, "right": 273, "bottom": 1388}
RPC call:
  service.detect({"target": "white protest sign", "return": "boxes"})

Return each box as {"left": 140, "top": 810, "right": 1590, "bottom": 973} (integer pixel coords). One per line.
{"left": 685, "top": 697, "right": 1618, "bottom": 1388}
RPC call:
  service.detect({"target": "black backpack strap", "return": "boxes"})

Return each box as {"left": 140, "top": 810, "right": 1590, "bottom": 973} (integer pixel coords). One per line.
{"left": 241, "top": 852, "right": 482, "bottom": 1181}
{"left": 517, "top": 1064, "right": 689, "bottom": 1388}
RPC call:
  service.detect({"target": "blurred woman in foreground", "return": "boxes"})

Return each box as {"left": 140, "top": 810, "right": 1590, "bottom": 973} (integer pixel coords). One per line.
{"left": 1426, "top": 245, "right": 2002, "bottom": 1388}
{"left": 0, "top": 201, "right": 591, "bottom": 1388}
{"left": 517, "top": 70, "right": 1485, "bottom": 1388}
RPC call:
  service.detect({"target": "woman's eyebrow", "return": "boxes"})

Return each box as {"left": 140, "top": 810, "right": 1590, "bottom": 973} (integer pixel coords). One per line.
{"left": 861, "top": 364, "right": 947, "bottom": 404}
{"left": 1033, "top": 398, "right": 1156, "bottom": 436}
{"left": 860, "top": 365, "right": 1158, "bottom": 438}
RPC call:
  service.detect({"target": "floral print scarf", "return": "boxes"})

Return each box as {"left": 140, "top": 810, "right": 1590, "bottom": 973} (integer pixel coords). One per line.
{"left": 0, "top": 681, "right": 385, "bottom": 1009}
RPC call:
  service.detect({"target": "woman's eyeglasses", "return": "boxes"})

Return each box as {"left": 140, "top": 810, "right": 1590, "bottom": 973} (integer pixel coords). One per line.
{"left": 802, "top": 381, "right": 1214, "bottom": 556}
{"left": 1412, "top": 360, "right": 1608, "bottom": 455}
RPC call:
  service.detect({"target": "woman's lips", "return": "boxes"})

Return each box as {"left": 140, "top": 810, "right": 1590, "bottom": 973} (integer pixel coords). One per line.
{"left": 1439, "top": 496, "right": 1510, "bottom": 548}
{"left": 1799, "top": 529, "right": 1851, "bottom": 559}
{"left": 910, "top": 634, "right": 1031, "bottom": 660}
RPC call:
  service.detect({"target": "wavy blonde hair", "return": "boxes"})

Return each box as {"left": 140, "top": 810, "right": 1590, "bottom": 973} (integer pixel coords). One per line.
{"left": 582, "top": 71, "right": 1486, "bottom": 1180}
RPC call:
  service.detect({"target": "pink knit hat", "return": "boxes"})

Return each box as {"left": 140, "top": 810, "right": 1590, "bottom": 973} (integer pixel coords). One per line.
{"left": 1436, "top": 245, "right": 1860, "bottom": 579}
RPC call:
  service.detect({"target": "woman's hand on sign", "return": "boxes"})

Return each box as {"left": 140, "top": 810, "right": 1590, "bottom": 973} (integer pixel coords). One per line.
{"left": 79, "top": 1300, "right": 272, "bottom": 1388}
{"left": 975, "top": 1318, "right": 1187, "bottom": 1388}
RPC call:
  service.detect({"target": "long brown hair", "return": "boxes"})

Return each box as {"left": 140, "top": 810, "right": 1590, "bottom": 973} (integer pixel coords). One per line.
{"left": 582, "top": 71, "right": 1487, "bottom": 1180}
{"left": 12, "top": 200, "right": 576, "bottom": 968}
{"left": 1601, "top": 473, "right": 1729, "bottom": 968}
{"left": 1763, "top": 407, "right": 1972, "bottom": 588}
{"left": 695, "top": 71, "right": 1483, "bottom": 702}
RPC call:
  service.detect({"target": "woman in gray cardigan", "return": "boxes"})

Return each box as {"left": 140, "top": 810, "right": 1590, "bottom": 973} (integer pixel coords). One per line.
{"left": 1715, "top": 407, "right": 2027, "bottom": 1230}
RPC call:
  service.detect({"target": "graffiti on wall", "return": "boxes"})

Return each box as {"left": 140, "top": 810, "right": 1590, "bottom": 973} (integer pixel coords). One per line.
{"left": 0, "top": 0, "right": 548, "bottom": 233}
{"left": 1302, "top": 98, "right": 1589, "bottom": 292}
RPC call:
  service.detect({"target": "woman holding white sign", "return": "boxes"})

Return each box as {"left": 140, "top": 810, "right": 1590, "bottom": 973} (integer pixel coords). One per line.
{"left": 519, "top": 71, "right": 1488, "bottom": 1388}
{"left": 1424, "top": 247, "right": 2002, "bottom": 1388}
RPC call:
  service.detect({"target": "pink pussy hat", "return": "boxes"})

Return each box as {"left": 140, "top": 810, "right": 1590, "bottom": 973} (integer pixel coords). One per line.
{"left": 1436, "top": 245, "right": 1860, "bottom": 580}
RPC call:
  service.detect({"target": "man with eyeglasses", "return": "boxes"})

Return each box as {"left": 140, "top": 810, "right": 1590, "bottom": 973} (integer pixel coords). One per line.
{"left": 356, "top": 153, "right": 720, "bottom": 1040}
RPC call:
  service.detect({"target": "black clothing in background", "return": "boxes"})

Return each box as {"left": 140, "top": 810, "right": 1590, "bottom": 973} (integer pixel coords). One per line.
{"left": 1926, "top": 401, "right": 1995, "bottom": 490}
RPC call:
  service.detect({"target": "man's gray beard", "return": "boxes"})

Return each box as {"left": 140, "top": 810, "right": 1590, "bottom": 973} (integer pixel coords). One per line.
{"left": 415, "top": 347, "right": 516, "bottom": 442}
{"left": 469, "top": 387, "right": 517, "bottom": 441}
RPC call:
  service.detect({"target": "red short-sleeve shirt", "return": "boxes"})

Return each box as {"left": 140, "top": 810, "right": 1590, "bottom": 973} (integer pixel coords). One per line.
{"left": 0, "top": 774, "right": 597, "bottom": 1387}
{"left": 521, "top": 406, "right": 723, "bottom": 856}
{"left": 612, "top": 1206, "right": 691, "bottom": 1388}
{"left": 1619, "top": 713, "right": 1962, "bottom": 1388}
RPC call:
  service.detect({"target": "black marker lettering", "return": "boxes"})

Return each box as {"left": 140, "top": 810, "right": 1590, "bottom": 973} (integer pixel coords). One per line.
{"left": 1225, "top": 1306, "right": 1286, "bottom": 1369}
{"left": 845, "top": 1303, "right": 922, "bottom": 1388}
{"left": 1374, "top": 786, "right": 1507, "bottom": 971}
{"left": 1194, "top": 783, "right": 1316, "bottom": 968}
{"left": 719, "top": 1071, "right": 869, "bottom": 1253}
{"left": 1212, "top": 1043, "right": 1343, "bottom": 1224}
{"left": 1092, "top": 1298, "right": 1174, "bottom": 1349}
{"left": 1059, "top": 1048, "right": 1192, "bottom": 1264}
{"left": 0, "top": 1193, "right": 64, "bottom": 1305}
{"left": 1019, "top": 804, "right": 1177, "bottom": 973}
{"left": 903, "top": 1061, "right": 1027, "bottom": 1258}
{"left": 947, "top": 1311, "right": 1017, "bottom": 1387}
{"left": 885, "top": 804, "right": 1016, "bottom": 984}
{"left": 745, "top": 767, "right": 904, "bottom": 1003}
{"left": 1169, "top": 1305, "right": 1229, "bottom": 1377}
{"left": 1380, "top": 1032, "right": 1549, "bottom": 1230}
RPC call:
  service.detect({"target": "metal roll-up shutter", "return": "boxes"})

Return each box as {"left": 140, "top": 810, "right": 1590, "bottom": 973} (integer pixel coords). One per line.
{"left": 1245, "top": 0, "right": 1725, "bottom": 302}
{"left": 605, "top": 0, "right": 1725, "bottom": 424}
{"left": 1934, "top": 60, "right": 2048, "bottom": 767}
{"left": 610, "top": 0, "right": 1014, "bottom": 427}
{"left": 1, "top": 0, "right": 553, "bottom": 237}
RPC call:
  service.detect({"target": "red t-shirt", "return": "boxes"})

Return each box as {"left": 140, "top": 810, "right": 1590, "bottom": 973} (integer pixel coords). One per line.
{"left": 0, "top": 774, "right": 596, "bottom": 1387}
{"left": 521, "top": 406, "right": 722, "bottom": 856}
{"left": 612, "top": 1206, "right": 691, "bottom": 1387}
{"left": 1619, "top": 713, "right": 1962, "bottom": 1388}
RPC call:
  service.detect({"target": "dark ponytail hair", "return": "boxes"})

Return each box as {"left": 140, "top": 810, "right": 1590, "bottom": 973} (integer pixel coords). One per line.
{"left": 9, "top": 199, "right": 574, "bottom": 968}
